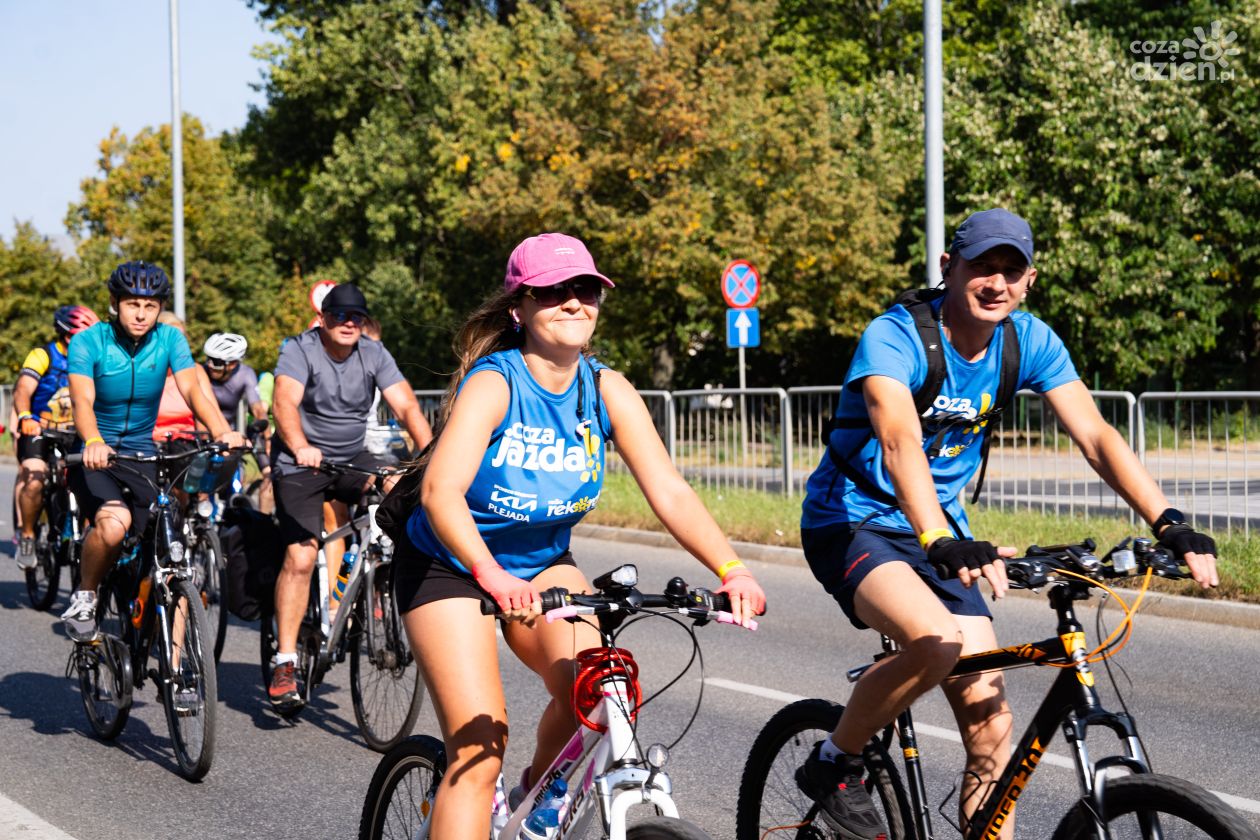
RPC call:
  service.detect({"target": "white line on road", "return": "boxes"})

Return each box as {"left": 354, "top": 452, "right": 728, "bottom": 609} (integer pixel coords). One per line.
{"left": 704, "top": 677, "right": 1260, "bottom": 816}
{"left": 0, "top": 792, "right": 79, "bottom": 840}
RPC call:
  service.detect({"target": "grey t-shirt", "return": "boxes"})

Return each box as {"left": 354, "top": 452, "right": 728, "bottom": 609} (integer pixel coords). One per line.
{"left": 205, "top": 362, "right": 261, "bottom": 429}
{"left": 273, "top": 329, "right": 405, "bottom": 470}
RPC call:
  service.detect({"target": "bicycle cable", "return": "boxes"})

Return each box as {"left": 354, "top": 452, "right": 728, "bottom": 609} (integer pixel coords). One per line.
{"left": 614, "top": 608, "right": 708, "bottom": 753}
{"left": 1094, "top": 588, "right": 1152, "bottom": 768}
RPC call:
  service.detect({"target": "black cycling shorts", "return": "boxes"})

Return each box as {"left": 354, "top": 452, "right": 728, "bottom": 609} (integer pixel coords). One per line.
{"left": 272, "top": 451, "right": 387, "bottom": 545}
{"left": 16, "top": 433, "right": 51, "bottom": 463}
{"left": 393, "top": 534, "right": 576, "bottom": 613}
{"left": 70, "top": 461, "right": 159, "bottom": 537}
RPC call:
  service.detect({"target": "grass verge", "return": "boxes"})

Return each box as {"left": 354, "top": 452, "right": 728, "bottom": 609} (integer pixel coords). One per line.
{"left": 587, "top": 471, "right": 1260, "bottom": 603}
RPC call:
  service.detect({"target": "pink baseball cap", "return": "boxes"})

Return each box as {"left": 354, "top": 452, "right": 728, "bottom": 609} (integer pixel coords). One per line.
{"left": 504, "top": 232, "right": 614, "bottom": 294}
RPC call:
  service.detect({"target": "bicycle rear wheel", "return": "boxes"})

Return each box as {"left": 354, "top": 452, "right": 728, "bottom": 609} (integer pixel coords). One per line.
{"left": 190, "top": 528, "right": 228, "bottom": 663}
{"left": 350, "top": 561, "right": 424, "bottom": 751}
{"left": 77, "top": 577, "right": 132, "bottom": 740}
{"left": 358, "top": 735, "right": 446, "bottom": 840}
{"left": 24, "top": 508, "right": 60, "bottom": 611}
{"left": 736, "top": 698, "right": 911, "bottom": 840}
{"left": 1051, "top": 773, "right": 1260, "bottom": 840}
{"left": 159, "top": 577, "right": 218, "bottom": 781}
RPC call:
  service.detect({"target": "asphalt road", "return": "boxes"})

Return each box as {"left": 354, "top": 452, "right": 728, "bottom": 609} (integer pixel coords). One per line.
{"left": 1, "top": 475, "right": 1258, "bottom": 838}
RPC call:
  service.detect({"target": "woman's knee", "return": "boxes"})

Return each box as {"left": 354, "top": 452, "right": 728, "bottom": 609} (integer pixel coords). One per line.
{"left": 444, "top": 716, "right": 509, "bottom": 788}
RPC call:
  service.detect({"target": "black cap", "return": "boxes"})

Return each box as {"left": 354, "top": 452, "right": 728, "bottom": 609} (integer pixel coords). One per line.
{"left": 321, "top": 283, "right": 369, "bottom": 315}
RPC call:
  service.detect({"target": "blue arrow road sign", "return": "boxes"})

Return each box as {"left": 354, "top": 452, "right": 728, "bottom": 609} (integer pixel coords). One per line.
{"left": 726, "top": 307, "right": 760, "bottom": 348}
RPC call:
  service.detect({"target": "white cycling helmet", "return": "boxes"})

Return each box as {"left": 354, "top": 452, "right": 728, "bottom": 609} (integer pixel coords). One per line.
{"left": 203, "top": 332, "right": 248, "bottom": 362}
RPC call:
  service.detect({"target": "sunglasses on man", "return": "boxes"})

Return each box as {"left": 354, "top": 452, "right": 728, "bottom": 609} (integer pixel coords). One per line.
{"left": 205, "top": 358, "right": 236, "bottom": 370}
{"left": 326, "top": 309, "right": 366, "bottom": 326}
{"left": 524, "top": 277, "right": 606, "bottom": 308}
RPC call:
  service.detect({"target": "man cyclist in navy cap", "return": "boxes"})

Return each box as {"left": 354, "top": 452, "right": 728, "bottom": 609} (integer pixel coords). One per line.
{"left": 267, "top": 282, "right": 433, "bottom": 712}
{"left": 794, "top": 209, "right": 1218, "bottom": 839}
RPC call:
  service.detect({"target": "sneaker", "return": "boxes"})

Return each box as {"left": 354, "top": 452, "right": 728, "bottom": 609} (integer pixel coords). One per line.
{"left": 268, "top": 660, "right": 303, "bottom": 713}
{"left": 508, "top": 768, "right": 531, "bottom": 811}
{"left": 16, "top": 536, "right": 37, "bottom": 571}
{"left": 61, "top": 591, "right": 100, "bottom": 643}
{"left": 172, "top": 675, "right": 201, "bottom": 716}
{"left": 795, "top": 742, "right": 888, "bottom": 840}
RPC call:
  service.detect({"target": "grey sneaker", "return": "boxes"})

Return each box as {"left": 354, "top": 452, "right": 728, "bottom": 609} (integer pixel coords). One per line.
{"left": 172, "top": 675, "right": 201, "bottom": 716}
{"left": 61, "top": 590, "right": 99, "bottom": 642}
{"left": 795, "top": 742, "right": 888, "bottom": 840}
{"left": 16, "top": 536, "right": 37, "bottom": 571}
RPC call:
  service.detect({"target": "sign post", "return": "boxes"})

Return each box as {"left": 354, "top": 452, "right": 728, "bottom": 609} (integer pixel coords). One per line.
{"left": 721, "top": 260, "right": 761, "bottom": 463}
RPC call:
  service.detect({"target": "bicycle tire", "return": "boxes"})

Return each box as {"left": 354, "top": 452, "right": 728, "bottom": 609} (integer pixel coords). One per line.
{"left": 159, "top": 576, "right": 218, "bottom": 781}
{"left": 78, "top": 576, "right": 132, "bottom": 740}
{"left": 24, "top": 508, "right": 59, "bottom": 611}
{"left": 1050, "top": 773, "right": 1260, "bottom": 840}
{"left": 358, "top": 734, "right": 446, "bottom": 840}
{"left": 191, "top": 528, "right": 228, "bottom": 663}
{"left": 627, "top": 816, "right": 714, "bottom": 839}
{"left": 736, "top": 698, "right": 912, "bottom": 840}
{"left": 350, "top": 561, "right": 424, "bottom": 752}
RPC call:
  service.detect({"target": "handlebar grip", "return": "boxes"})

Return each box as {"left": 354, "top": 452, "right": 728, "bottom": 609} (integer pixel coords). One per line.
{"left": 546, "top": 606, "right": 580, "bottom": 623}
{"left": 66, "top": 453, "right": 83, "bottom": 466}
{"left": 477, "top": 595, "right": 499, "bottom": 616}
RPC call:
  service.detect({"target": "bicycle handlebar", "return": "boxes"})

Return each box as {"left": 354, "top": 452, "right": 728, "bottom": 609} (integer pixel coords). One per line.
{"left": 317, "top": 460, "right": 403, "bottom": 479}
{"left": 65, "top": 441, "right": 252, "bottom": 467}
{"left": 477, "top": 568, "right": 758, "bottom": 630}
{"left": 1005, "top": 537, "right": 1188, "bottom": 590}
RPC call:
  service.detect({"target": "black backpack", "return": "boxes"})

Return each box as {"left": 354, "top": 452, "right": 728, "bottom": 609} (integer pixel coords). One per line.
{"left": 824, "top": 287, "right": 1021, "bottom": 507}
{"left": 219, "top": 505, "right": 286, "bottom": 621}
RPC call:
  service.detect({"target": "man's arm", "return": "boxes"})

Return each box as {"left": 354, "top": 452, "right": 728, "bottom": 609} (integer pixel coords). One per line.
{"left": 13, "top": 375, "right": 39, "bottom": 434}
{"left": 1044, "top": 379, "right": 1218, "bottom": 587}
{"left": 864, "top": 375, "right": 1011, "bottom": 594}
{"left": 68, "top": 372, "right": 112, "bottom": 470}
{"left": 274, "top": 374, "right": 320, "bottom": 467}
{"left": 173, "top": 366, "right": 240, "bottom": 444}
{"left": 380, "top": 380, "right": 434, "bottom": 454}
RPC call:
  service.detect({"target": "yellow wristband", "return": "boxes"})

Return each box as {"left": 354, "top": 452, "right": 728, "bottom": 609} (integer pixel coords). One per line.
{"left": 84, "top": 436, "right": 105, "bottom": 447}
{"left": 918, "top": 528, "right": 953, "bottom": 550}
{"left": 716, "top": 559, "right": 746, "bottom": 581}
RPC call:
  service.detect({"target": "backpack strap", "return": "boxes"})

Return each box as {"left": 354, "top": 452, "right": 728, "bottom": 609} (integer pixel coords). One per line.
{"left": 968, "top": 316, "right": 1021, "bottom": 503}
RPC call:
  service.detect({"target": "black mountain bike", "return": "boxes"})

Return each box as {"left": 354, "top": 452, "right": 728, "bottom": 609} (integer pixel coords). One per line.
{"left": 736, "top": 537, "right": 1260, "bottom": 840}
{"left": 65, "top": 446, "right": 225, "bottom": 781}
{"left": 24, "top": 427, "right": 84, "bottom": 610}
{"left": 259, "top": 460, "right": 423, "bottom": 751}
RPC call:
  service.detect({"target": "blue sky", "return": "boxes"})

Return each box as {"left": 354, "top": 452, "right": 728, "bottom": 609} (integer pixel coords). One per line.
{"left": 0, "top": 0, "right": 275, "bottom": 242}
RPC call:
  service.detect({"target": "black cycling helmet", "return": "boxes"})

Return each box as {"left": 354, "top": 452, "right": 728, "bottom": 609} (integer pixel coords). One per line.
{"left": 107, "top": 260, "right": 171, "bottom": 300}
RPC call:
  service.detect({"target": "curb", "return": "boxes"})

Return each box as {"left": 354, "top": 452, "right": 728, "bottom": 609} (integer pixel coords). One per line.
{"left": 573, "top": 523, "right": 1260, "bottom": 632}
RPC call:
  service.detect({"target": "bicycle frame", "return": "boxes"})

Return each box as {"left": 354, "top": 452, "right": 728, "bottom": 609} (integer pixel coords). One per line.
{"left": 309, "top": 501, "right": 391, "bottom": 678}
{"left": 850, "top": 581, "right": 1151, "bottom": 840}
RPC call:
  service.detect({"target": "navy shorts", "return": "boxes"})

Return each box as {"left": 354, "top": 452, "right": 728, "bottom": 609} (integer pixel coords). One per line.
{"left": 801, "top": 522, "right": 991, "bottom": 630}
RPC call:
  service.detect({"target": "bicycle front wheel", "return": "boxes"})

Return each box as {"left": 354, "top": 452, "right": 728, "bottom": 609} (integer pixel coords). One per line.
{"left": 190, "top": 528, "right": 228, "bottom": 663}
{"left": 1051, "top": 773, "right": 1260, "bottom": 840}
{"left": 78, "top": 577, "right": 132, "bottom": 739}
{"left": 627, "top": 817, "right": 714, "bottom": 839}
{"left": 736, "top": 698, "right": 911, "bottom": 840}
{"left": 358, "top": 735, "right": 446, "bottom": 840}
{"left": 25, "top": 508, "right": 60, "bottom": 611}
{"left": 159, "top": 577, "right": 218, "bottom": 781}
{"left": 350, "top": 562, "right": 424, "bottom": 751}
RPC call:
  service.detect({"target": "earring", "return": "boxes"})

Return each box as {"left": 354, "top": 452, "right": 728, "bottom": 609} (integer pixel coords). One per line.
{"left": 510, "top": 311, "right": 521, "bottom": 332}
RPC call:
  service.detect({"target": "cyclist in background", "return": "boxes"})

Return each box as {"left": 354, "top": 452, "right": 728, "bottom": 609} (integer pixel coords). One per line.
{"left": 12, "top": 305, "right": 99, "bottom": 570}
{"left": 203, "top": 332, "right": 267, "bottom": 430}
{"left": 395, "top": 233, "right": 765, "bottom": 840}
{"left": 61, "top": 262, "right": 243, "bottom": 641}
{"left": 797, "top": 209, "right": 1219, "bottom": 839}
{"left": 268, "top": 283, "right": 433, "bottom": 712}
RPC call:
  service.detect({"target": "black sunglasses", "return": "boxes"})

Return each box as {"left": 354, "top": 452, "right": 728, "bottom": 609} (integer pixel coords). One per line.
{"left": 206, "top": 358, "right": 233, "bottom": 370}
{"left": 524, "top": 277, "right": 605, "bottom": 308}
{"left": 326, "top": 309, "right": 366, "bottom": 326}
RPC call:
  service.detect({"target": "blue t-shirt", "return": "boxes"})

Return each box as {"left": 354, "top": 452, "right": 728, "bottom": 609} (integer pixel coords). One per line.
{"left": 68, "top": 321, "right": 195, "bottom": 455}
{"left": 802, "top": 299, "right": 1078, "bottom": 535}
{"left": 406, "top": 349, "right": 612, "bottom": 579}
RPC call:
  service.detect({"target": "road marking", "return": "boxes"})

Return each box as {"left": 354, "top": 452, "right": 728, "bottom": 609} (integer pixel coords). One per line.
{"left": 704, "top": 677, "right": 1260, "bottom": 815}
{"left": 0, "top": 792, "right": 79, "bottom": 839}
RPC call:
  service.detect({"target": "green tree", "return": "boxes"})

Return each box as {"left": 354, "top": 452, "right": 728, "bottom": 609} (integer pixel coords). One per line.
{"left": 67, "top": 114, "right": 291, "bottom": 369}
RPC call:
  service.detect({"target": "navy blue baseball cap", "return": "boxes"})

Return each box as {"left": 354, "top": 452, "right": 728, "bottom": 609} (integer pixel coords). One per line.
{"left": 949, "top": 208, "right": 1034, "bottom": 266}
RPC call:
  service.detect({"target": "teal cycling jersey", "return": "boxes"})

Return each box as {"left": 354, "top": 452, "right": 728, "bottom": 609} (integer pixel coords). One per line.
{"left": 68, "top": 321, "right": 195, "bottom": 455}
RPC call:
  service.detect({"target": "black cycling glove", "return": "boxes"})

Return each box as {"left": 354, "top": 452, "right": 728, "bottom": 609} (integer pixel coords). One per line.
{"left": 927, "top": 537, "right": 999, "bottom": 580}
{"left": 1157, "top": 523, "right": 1217, "bottom": 562}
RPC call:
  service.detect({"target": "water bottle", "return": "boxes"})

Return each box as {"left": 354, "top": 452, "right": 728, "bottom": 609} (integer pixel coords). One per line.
{"left": 181, "top": 452, "right": 208, "bottom": 493}
{"left": 199, "top": 452, "right": 225, "bottom": 493}
{"left": 517, "top": 808, "right": 559, "bottom": 840}
{"left": 536, "top": 779, "right": 570, "bottom": 824}
{"left": 332, "top": 546, "right": 359, "bottom": 606}
{"left": 387, "top": 418, "right": 409, "bottom": 461}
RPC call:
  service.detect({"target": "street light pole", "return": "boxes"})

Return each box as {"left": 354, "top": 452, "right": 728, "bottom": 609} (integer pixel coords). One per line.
{"left": 169, "top": 0, "right": 186, "bottom": 319}
{"left": 924, "top": 0, "right": 944, "bottom": 287}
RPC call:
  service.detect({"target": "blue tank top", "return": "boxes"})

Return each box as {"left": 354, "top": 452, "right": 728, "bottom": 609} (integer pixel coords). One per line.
{"left": 32, "top": 341, "right": 70, "bottom": 416}
{"left": 405, "top": 350, "right": 612, "bottom": 579}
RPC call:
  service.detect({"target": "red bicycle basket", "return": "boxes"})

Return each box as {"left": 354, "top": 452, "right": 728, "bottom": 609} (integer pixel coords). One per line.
{"left": 571, "top": 647, "right": 641, "bottom": 732}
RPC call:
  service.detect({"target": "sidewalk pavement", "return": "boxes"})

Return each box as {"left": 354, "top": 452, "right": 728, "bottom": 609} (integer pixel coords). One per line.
{"left": 573, "top": 523, "right": 1260, "bottom": 632}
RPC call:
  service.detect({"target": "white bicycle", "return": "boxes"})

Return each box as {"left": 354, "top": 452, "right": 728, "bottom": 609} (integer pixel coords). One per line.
{"left": 358, "top": 563, "right": 756, "bottom": 840}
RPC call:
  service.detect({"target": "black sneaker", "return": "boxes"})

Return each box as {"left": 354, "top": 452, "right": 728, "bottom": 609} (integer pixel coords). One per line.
{"left": 795, "top": 742, "right": 888, "bottom": 840}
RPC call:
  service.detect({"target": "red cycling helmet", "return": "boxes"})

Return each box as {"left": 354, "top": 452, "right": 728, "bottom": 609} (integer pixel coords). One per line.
{"left": 54, "top": 305, "right": 101, "bottom": 337}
